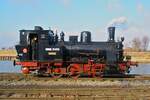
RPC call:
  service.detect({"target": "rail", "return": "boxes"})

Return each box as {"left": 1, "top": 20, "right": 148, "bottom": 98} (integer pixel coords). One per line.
{"left": 0, "top": 88, "right": 150, "bottom": 99}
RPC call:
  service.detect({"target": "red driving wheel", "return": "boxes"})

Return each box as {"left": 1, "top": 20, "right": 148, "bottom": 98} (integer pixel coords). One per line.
{"left": 68, "top": 64, "right": 80, "bottom": 79}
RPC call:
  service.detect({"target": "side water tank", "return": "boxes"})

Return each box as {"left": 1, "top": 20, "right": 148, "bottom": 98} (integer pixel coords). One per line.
{"left": 80, "top": 31, "right": 91, "bottom": 43}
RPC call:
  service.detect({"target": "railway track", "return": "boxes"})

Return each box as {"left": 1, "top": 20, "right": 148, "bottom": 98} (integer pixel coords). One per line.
{"left": 0, "top": 88, "right": 150, "bottom": 100}
{"left": 1, "top": 73, "right": 150, "bottom": 81}
{"left": 0, "top": 73, "right": 150, "bottom": 99}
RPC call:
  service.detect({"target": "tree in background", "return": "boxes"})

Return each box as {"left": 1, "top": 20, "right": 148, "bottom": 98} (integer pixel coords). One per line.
{"left": 132, "top": 37, "right": 141, "bottom": 51}
{"left": 141, "top": 36, "right": 150, "bottom": 51}
{"left": 131, "top": 36, "right": 150, "bottom": 51}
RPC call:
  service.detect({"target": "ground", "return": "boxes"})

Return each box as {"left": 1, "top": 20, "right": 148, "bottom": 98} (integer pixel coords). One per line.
{"left": 0, "top": 73, "right": 150, "bottom": 99}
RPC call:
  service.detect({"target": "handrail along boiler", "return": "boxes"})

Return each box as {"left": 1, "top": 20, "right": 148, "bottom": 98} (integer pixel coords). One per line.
{"left": 14, "top": 26, "right": 137, "bottom": 77}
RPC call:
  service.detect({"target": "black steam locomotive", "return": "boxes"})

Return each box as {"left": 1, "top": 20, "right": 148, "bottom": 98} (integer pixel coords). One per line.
{"left": 14, "top": 26, "right": 137, "bottom": 77}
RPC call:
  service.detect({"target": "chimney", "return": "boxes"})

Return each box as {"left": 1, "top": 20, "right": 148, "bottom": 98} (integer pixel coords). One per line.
{"left": 108, "top": 27, "right": 115, "bottom": 42}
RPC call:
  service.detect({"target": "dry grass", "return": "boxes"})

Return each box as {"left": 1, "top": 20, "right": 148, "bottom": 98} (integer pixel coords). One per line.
{"left": 124, "top": 51, "right": 150, "bottom": 63}
{"left": 0, "top": 50, "right": 16, "bottom": 56}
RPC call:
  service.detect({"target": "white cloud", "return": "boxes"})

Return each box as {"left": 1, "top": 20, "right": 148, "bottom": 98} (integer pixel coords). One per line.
{"left": 107, "top": 17, "right": 128, "bottom": 29}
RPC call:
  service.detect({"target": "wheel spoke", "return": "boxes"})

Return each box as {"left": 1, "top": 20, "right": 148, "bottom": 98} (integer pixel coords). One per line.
{"left": 68, "top": 65, "right": 80, "bottom": 79}
{"left": 51, "top": 68, "right": 62, "bottom": 78}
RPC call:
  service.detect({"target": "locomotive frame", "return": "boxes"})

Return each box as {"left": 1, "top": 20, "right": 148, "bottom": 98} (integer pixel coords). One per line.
{"left": 14, "top": 26, "right": 137, "bottom": 78}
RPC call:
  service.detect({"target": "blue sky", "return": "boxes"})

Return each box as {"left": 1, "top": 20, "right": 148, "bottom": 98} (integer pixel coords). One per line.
{"left": 0, "top": 0, "right": 150, "bottom": 48}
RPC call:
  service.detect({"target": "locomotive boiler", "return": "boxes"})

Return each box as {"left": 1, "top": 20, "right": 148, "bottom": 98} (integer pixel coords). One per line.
{"left": 14, "top": 26, "right": 137, "bottom": 78}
